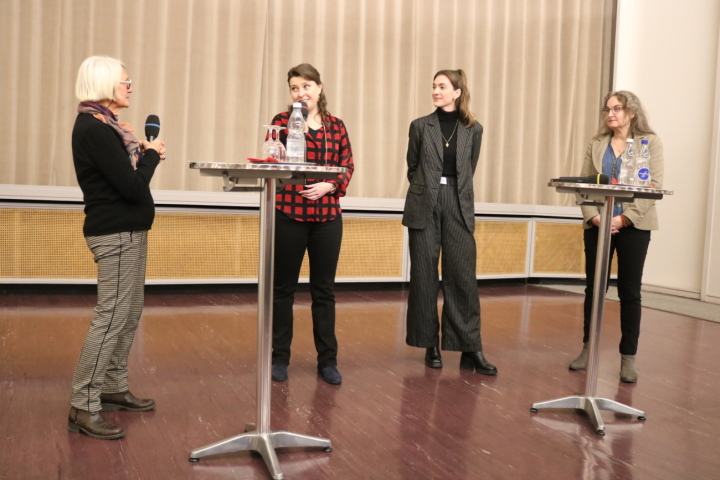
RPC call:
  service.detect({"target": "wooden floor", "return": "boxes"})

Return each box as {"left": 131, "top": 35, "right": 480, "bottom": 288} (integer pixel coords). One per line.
{"left": 1, "top": 284, "right": 718, "bottom": 480}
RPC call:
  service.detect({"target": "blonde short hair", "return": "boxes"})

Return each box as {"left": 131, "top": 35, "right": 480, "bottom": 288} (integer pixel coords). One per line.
{"left": 75, "top": 56, "right": 125, "bottom": 102}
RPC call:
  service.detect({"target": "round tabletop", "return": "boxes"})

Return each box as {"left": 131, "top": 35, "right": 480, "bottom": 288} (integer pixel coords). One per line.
{"left": 189, "top": 162, "right": 346, "bottom": 174}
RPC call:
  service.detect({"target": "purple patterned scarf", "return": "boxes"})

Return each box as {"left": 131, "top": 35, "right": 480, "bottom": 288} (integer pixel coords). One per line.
{"left": 77, "top": 102, "right": 141, "bottom": 168}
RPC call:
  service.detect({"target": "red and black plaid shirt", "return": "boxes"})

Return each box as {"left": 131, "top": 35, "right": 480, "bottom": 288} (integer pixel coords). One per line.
{"left": 271, "top": 112, "right": 354, "bottom": 222}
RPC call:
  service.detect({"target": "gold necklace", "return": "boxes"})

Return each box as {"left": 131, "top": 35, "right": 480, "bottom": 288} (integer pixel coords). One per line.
{"left": 611, "top": 136, "right": 626, "bottom": 157}
{"left": 441, "top": 120, "right": 458, "bottom": 147}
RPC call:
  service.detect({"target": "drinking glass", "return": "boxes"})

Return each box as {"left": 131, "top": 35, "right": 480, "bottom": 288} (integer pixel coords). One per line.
{"left": 270, "top": 126, "right": 286, "bottom": 162}
{"left": 261, "top": 125, "right": 281, "bottom": 161}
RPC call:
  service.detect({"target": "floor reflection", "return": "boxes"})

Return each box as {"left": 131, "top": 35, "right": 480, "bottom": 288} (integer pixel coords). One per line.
{"left": 4, "top": 285, "right": 720, "bottom": 479}
{"left": 531, "top": 392, "right": 642, "bottom": 480}
{"left": 397, "top": 368, "right": 481, "bottom": 479}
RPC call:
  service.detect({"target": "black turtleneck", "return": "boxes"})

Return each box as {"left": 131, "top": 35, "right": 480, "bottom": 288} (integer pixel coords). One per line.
{"left": 436, "top": 107, "right": 459, "bottom": 176}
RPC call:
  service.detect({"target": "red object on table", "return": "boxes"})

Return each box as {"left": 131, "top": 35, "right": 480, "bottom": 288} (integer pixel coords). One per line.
{"left": 248, "top": 157, "right": 279, "bottom": 163}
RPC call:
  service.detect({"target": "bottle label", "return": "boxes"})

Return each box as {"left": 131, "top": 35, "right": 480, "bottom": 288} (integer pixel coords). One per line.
{"left": 287, "top": 138, "right": 305, "bottom": 160}
{"left": 637, "top": 168, "right": 650, "bottom": 181}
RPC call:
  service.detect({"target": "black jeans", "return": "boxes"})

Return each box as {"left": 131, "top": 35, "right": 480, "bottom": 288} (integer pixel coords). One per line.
{"left": 272, "top": 212, "right": 343, "bottom": 369}
{"left": 583, "top": 225, "right": 651, "bottom": 355}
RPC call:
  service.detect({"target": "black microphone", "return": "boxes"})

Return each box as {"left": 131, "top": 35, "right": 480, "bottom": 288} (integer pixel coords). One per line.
{"left": 552, "top": 174, "right": 610, "bottom": 185}
{"left": 300, "top": 102, "right": 308, "bottom": 120}
{"left": 145, "top": 115, "right": 160, "bottom": 141}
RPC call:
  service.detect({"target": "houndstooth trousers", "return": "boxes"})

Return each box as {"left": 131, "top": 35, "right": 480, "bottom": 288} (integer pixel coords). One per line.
{"left": 70, "top": 230, "right": 148, "bottom": 413}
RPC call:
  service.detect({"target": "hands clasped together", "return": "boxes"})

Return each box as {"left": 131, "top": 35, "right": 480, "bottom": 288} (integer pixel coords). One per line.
{"left": 591, "top": 214, "right": 626, "bottom": 234}
{"left": 300, "top": 182, "right": 335, "bottom": 201}
{"left": 141, "top": 138, "right": 167, "bottom": 161}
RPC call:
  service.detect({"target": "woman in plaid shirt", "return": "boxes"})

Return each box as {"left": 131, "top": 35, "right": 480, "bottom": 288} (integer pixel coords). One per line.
{"left": 269, "top": 63, "right": 354, "bottom": 385}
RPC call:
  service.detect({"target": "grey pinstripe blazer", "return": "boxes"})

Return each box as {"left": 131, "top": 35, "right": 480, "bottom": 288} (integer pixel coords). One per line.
{"left": 402, "top": 112, "right": 483, "bottom": 232}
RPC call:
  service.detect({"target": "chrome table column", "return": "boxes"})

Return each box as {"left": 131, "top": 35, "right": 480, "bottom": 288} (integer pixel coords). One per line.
{"left": 187, "top": 162, "right": 346, "bottom": 479}
{"left": 530, "top": 182, "right": 672, "bottom": 435}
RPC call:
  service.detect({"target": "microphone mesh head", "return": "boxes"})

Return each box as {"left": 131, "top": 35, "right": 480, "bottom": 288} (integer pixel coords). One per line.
{"left": 145, "top": 115, "right": 160, "bottom": 139}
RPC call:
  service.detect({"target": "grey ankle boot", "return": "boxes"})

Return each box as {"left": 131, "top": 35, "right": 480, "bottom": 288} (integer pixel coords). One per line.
{"left": 569, "top": 343, "right": 589, "bottom": 371}
{"left": 620, "top": 354, "right": 638, "bottom": 383}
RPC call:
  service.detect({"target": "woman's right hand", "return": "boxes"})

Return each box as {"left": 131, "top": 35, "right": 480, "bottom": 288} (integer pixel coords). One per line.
{"left": 141, "top": 138, "right": 166, "bottom": 161}
{"left": 591, "top": 215, "right": 601, "bottom": 227}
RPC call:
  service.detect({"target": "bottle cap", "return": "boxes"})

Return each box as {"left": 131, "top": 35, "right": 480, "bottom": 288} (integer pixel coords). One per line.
{"left": 627, "top": 138, "right": 634, "bottom": 143}
{"left": 641, "top": 139, "right": 648, "bottom": 144}
{"left": 293, "top": 102, "right": 302, "bottom": 108}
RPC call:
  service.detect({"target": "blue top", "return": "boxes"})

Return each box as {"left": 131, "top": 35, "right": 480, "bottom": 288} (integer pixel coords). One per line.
{"left": 602, "top": 143, "right": 624, "bottom": 217}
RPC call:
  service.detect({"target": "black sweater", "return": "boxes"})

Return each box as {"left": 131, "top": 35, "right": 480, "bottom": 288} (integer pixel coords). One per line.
{"left": 436, "top": 107, "right": 459, "bottom": 176}
{"left": 72, "top": 113, "right": 160, "bottom": 237}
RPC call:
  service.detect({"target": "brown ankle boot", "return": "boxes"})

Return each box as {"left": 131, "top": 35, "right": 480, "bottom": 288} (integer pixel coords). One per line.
{"left": 100, "top": 391, "right": 155, "bottom": 412}
{"left": 68, "top": 406, "right": 124, "bottom": 440}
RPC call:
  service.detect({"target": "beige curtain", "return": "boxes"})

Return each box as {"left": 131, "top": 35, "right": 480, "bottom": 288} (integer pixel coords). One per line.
{"left": 0, "top": 0, "right": 612, "bottom": 206}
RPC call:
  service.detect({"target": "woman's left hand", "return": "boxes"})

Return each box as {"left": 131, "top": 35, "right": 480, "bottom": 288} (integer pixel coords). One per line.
{"left": 300, "top": 182, "right": 335, "bottom": 201}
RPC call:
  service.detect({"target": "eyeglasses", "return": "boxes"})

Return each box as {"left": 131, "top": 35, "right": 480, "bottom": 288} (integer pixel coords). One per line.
{"left": 118, "top": 79, "right": 132, "bottom": 89}
{"left": 601, "top": 105, "right": 623, "bottom": 115}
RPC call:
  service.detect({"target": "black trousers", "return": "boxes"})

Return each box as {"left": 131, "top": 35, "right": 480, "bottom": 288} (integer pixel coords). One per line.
{"left": 272, "top": 212, "right": 343, "bottom": 369}
{"left": 583, "top": 225, "right": 651, "bottom": 355}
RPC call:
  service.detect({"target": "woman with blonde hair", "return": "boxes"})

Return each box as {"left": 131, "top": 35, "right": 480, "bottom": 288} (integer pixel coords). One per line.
{"left": 569, "top": 90, "right": 664, "bottom": 383}
{"left": 402, "top": 69, "right": 496, "bottom": 375}
{"left": 68, "top": 55, "right": 166, "bottom": 439}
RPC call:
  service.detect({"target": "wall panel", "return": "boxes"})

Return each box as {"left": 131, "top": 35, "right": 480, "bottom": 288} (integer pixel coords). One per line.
{"left": 3, "top": 205, "right": 617, "bottom": 284}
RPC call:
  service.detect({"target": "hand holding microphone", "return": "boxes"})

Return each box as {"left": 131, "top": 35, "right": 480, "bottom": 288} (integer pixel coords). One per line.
{"left": 141, "top": 114, "right": 166, "bottom": 161}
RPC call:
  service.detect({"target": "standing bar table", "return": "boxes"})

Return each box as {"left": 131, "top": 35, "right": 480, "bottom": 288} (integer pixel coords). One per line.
{"left": 187, "top": 162, "right": 347, "bottom": 479}
{"left": 530, "top": 181, "right": 672, "bottom": 435}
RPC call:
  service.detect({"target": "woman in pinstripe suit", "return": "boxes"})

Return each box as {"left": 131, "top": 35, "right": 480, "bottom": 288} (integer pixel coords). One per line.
{"left": 67, "top": 56, "right": 166, "bottom": 439}
{"left": 402, "top": 69, "right": 497, "bottom": 375}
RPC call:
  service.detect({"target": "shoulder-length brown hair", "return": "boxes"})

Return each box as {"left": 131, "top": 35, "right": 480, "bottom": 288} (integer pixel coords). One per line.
{"left": 286, "top": 63, "right": 331, "bottom": 126}
{"left": 594, "top": 90, "right": 655, "bottom": 139}
{"left": 434, "top": 69, "right": 476, "bottom": 128}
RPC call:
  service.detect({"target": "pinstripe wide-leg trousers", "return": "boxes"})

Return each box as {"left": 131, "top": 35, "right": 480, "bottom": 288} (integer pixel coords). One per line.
{"left": 70, "top": 230, "right": 148, "bottom": 413}
{"left": 406, "top": 178, "right": 482, "bottom": 352}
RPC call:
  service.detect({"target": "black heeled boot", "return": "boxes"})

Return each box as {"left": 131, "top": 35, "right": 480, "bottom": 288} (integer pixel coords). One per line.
{"left": 460, "top": 352, "right": 498, "bottom": 376}
{"left": 425, "top": 347, "right": 443, "bottom": 368}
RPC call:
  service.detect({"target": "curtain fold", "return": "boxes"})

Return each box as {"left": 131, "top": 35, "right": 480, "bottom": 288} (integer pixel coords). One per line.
{"left": 0, "top": 0, "right": 612, "bottom": 207}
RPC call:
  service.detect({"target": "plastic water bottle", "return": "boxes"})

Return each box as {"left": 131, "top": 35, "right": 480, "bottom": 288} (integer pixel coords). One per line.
{"left": 618, "top": 138, "right": 634, "bottom": 185}
{"left": 625, "top": 138, "right": 636, "bottom": 185}
{"left": 636, "top": 139, "right": 651, "bottom": 186}
{"left": 286, "top": 103, "right": 306, "bottom": 163}
{"left": 617, "top": 144, "right": 629, "bottom": 184}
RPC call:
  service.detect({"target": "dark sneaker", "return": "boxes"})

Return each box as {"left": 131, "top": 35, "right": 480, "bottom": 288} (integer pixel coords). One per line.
{"left": 271, "top": 364, "right": 288, "bottom": 382}
{"left": 318, "top": 366, "right": 342, "bottom": 385}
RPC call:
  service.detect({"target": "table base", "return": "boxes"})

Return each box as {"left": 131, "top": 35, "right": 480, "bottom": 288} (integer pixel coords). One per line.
{"left": 189, "top": 426, "right": 331, "bottom": 480}
{"left": 530, "top": 395, "right": 645, "bottom": 435}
